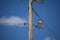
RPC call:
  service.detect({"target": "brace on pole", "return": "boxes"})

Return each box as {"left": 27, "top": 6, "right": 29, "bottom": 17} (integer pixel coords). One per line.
{"left": 32, "top": 0, "right": 44, "bottom": 3}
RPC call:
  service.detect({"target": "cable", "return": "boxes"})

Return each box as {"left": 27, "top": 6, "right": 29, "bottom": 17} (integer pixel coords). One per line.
{"left": 32, "top": 8, "right": 56, "bottom": 37}
{"left": 32, "top": 8, "right": 41, "bottom": 19}
{"left": 32, "top": 8, "right": 44, "bottom": 22}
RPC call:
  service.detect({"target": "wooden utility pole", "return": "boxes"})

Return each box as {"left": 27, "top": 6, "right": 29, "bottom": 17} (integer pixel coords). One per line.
{"left": 28, "top": 0, "right": 32, "bottom": 40}
{"left": 28, "top": 0, "right": 44, "bottom": 40}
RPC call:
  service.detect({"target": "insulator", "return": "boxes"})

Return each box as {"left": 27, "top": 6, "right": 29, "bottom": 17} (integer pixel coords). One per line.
{"left": 24, "top": 23, "right": 26, "bottom": 25}
{"left": 37, "top": 19, "right": 42, "bottom": 29}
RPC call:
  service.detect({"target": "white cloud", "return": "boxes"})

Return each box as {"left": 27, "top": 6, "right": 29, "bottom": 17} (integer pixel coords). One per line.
{"left": 0, "top": 16, "right": 27, "bottom": 26}
{"left": 44, "top": 37, "right": 55, "bottom": 40}
{"left": 44, "top": 37, "right": 51, "bottom": 40}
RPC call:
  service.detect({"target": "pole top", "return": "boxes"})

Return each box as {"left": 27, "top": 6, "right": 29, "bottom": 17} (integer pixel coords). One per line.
{"left": 32, "top": 0, "right": 44, "bottom": 3}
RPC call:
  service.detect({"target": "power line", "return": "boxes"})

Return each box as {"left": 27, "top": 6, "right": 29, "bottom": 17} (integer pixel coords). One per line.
{"left": 32, "top": 8, "right": 41, "bottom": 19}
{"left": 20, "top": 0, "right": 56, "bottom": 37}
{"left": 32, "top": 8, "right": 56, "bottom": 37}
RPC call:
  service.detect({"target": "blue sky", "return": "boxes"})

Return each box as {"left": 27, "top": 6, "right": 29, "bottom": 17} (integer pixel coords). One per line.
{"left": 0, "top": 0, "right": 60, "bottom": 40}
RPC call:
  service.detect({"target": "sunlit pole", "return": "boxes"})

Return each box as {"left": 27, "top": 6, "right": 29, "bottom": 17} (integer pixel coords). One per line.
{"left": 28, "top": 0, "right": 32, "bottom": 40}
{"left": 28, "top": 0, "right": 44, "bottom": 40}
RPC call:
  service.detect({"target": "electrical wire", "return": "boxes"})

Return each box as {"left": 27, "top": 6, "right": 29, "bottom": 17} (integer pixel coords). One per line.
{"left": 32, "top": 8, "right": 43, "bottom": 22}
{"left": 32, "top": 8, "right": 41, "bottom": 19}
{"left": 20, "top": 0, "right": 56, "bottom": 37}
{"left": 32, "top": 8, "right": 56, "bottom": 37}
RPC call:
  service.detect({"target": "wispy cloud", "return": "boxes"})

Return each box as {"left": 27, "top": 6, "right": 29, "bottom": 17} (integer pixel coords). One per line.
{"left": 0, "top": 16, "right": 27, "bottom": 26}
{"left": 44, "top": 37, "right": 55, "bottom": 40}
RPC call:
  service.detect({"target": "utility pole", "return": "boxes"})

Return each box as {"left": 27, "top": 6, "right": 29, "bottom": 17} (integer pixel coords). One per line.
{"left": 28, "top": 0, "right": 32, "bottom": 40}
{"left": 28, "top": 0, "right": 43, "bottom": 40}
